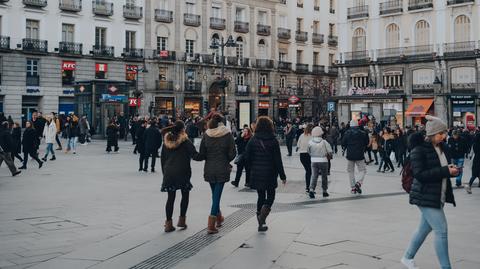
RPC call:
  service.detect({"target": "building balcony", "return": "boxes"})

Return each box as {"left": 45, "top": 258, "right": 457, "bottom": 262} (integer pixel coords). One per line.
{"left": 258, "top": 85, "right": 271, "bottom": 96}
{"left": 234, "top": 21, "right": 249, "bottom": 33}
{"left": 412, "top": 84, "right": 434, "bottom": 94}
{"left": 92, "top": 1, "right": 113, "bottom": 16}
{"left": 226, "top": 57, "right": 250, "bottom": 67}
{"left": 257, "top": 24, "right": 271, "bottom": 36}
{"left": 152, "top": 50, "right": 176, "bottom": 61}
{"left": 328, "top": 66, "right": 338, "bottom": 75}
{"left": 23, "top": 0, "right": 47, "bottom": 8}
{"left": 156, "top": 80, "right": 174, "bottom": 92}
{"left": 328, "top": 35, "right": 338, "bottom": 47}
{"left": 447, "top": 0, "right": 474, "bottom": 5}
{"left": 184, "top": 81, "right": 202, "bottom": 92}
{"left": 92, "top": 45, "right": 114, "bottom": 58}
{"left": 182, "top": 53, "right": 201, "bottom": 63}
{"left": 314, "top": 6, "right": 320, "bottom": 11}
{"left": 59, "top": 42, "right": 82, "bottom": 56}
{"left": 235, "top": 85, "right": 250, "bottom": 96}
{"left": 403, "top": 44, "right": 435, "bottom": 60}
{"left": 408, "top": 0, "right": 433, "bottom": 11}
{"left": 184, "top": 13, "right": 201, "bottom": 27}
{"left": 296, "top": 63, "right": 309, "bottom": 73}
{"left": 312, "top": 33, "right": 324, "bottom": 45}
{"left": 22, "top": 38, "right": 48, "bottom": 54}
{"left": 451, "top": 83, "right": 475, "bottom": 92}
{"left": 379, "top": 0, "right": 403, "bottom": 16}
{"left": 297, "top": 2, "right": 303, "bottom": 8}
{"left": 256, "top": 59, "right": 274, "bottom": 69}
{"left": 200, "top": 54, "right": 216, "bottom": 64}
{"left": 26, "top": 75, "right": 40, "bottom": 87}
{"left": 210, "top": 17, "right": 226, "bottom": 30}
{"left": 277, "top": 28, "right": 291, "bottom": 40}
{"left": 377, "top": 47, "right": 403, "bottom": 63}
{"left": 59, "top": 0, "right": 82, "bottom": 12}
{"left": 278, "top": 61, "right": 291, "bottom": 71}
{"left": 0, "top": 36, "right": 10, "bottom": 51}
{"left": 443, "top": 41, "right": 476, "bottom": 58}
{"left": 123, "top": 5, "right": 143, "bottom": 20}
{"left": 343, "top": 51, "right": 369, "bottom": 64}
{"left": 123, "top": 48, "right": 144, "bottom": 60}
{"left": 295, "top": 31, "right": 308, "bottom": 42}
{"left": 312, "top": 65, "right": 325, "bottom": 74}
{"left": 347, "top": 5, "right": 369, "bottom": 20}
{"left": 155, "top": 9, "right": 173, "bottom": 23}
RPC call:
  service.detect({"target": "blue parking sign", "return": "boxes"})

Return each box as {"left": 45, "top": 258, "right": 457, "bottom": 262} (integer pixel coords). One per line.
{"left": 327, "top": 102, "right": 335, "bottom": 112}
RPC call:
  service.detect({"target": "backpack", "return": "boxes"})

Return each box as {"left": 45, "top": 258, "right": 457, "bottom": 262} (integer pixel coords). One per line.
{"left": 401, "top": 155, "right": 414, "bottom": 193}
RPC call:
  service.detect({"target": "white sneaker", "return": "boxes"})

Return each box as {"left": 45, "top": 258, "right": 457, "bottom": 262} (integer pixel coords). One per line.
{"left": 401, "top": 257, "right": 419, "bottom": 269}
{"left": 465, "top": 184, "right": 472, "bottom": 194}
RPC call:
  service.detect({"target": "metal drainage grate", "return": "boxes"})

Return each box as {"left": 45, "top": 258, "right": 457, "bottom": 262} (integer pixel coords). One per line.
{"left": 130, "top": 209, "right": 255, "bottom": 269}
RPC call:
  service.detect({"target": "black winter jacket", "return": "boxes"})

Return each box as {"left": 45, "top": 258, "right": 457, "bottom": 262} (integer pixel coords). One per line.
{"left": 22, "top": 128, "right": 38, "bottom": 153}
{"left": 135, "top": 126, "right": 146, "bottom": 154}
{"left": 341, "top": 127, "right": 369, "bottom": 161}
{"left": 447, "top": 136, "right": 468, "bottom": 159}
{"left": 106, "top": 125, "right": 119, "bottom": 143}
{"left": 0, "top": 128, "right": 14, "bottom": 152}
{"left": 409, "top": 133, "right": 456, "bottom": 208}
{"left": 144, "top": 125, "right": 162, "bottom": 153}
{"left": 244, "top": 132, "right": 286, "bottom": 190}
{"left": 235, "top": 135, "right": 250, "bottom": 155}
{"left": 12, "top": 127, "right": 22, "bottom": 154}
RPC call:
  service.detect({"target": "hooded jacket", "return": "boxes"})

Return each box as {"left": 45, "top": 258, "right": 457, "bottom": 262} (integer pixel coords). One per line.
{"left": 43, "top": 121, "right": 57, "bottom": 144}
{"left": 197, "top": 124, "right": 236, "bottom": 183}
{"left": 308, "top": 137, "right": 333, "bottom": 162}
{"left": 160, "top": 132, "right": 198, "bottom": 192}
{"left": 341, "top": 127, "right": 369, "bottom": 161}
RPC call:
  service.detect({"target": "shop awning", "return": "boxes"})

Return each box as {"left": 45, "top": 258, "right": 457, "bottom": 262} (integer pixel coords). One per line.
{"left": 405, "top": 99, "right": 434, "bottom": 117}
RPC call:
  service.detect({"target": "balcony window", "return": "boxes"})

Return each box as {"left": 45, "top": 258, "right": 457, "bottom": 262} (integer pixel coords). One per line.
{"left": 408, "top": 0, "right": 433, "bottom": 11}
{"left": 184, "top": 13, "right": 201, "bottom": 27}
{"left": 186, "top": 40, "right": 195, "bottom": 58}
{"left": 155, "top": 9, "right": 173, "bottom": 23}
{"left": 447, "top": 0, "right": 475, "bottom": 5}
{"left": 123, "top": 4, "right": 143, "bottom": 20}
{"left": 26, "top": 59, "right": 39, "bottom": 86}
{"left": 379, "top": 0, "right": 403, "bottom": 16}
{"left": 59, "top": 0, "right": 82, "bottom": 12}
{"left": 92, "top": 1, "right": 114, "bottom": 16}
{"left": 157, "top": 36, "right": 168, "bottom": 51}
{"left": 347, "top": 5, "right": 369, "bottom": 20}
{"left": 23, "top": 0, "right": 47, "bottom": 8}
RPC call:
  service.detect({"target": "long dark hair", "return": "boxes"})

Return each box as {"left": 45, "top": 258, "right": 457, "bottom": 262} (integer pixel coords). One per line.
{"left": 161, "top": 120, "right": 185, "bottom": 140}
{"left": 255, "top": 116, "right": 274, "bottom": 134}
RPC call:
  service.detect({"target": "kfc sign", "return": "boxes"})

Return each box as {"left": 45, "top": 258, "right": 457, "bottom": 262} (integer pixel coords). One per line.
{"left": 95, "top": 63, "right": 108, "bottom": 72}
{"left": 129, "top": 98, "right": 141, "bottom": 107}
{"left": 159, "top": 50, "right": 168, "bottom": 57}
{"left": 126, "top": 65, "right": 138, "bottom": 74}
{"left": 62, "top": 61, "right": 76, "bottom": 71}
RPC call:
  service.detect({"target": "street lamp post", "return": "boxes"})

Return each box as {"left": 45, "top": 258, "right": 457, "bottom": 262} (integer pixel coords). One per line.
{"left": 133, "top": 61, "right": 148, "bottom": 116}
{"left": 210, "top": 35, "right": 237, "bottom": 112}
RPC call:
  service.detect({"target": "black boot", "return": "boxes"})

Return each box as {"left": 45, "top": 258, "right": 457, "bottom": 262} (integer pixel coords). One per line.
{"left": 41, "top": 156, "right": 47, "bottom": 162}
{"left": 50, "top": 155, "right": 56, "bottom": 161}
{"left": 257, "top": 206, "right": 271, "bottom": 232}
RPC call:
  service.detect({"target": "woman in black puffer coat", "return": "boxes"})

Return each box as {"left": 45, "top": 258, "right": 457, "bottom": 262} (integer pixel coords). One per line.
{"left": 244, "top": 116, "right": 286, "bottom": 232}
{"left": 402, "top": 116, "right": 458, "bottom": 269}
{"left": 465, "top": 132, "right": 480, "bottom": 193}
{"left": 19, "top": 121, "right": 43, "bottom": 170}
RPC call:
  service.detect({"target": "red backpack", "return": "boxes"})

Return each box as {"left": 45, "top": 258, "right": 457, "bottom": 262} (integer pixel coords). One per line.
{"left": 401, "top": 155, "right": 414, "bottom": 193}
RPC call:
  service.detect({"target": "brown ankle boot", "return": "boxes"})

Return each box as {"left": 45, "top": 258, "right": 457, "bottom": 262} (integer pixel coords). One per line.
{"left": 164, "top": 220, "right": 176, "bottom": 233}
{"left": 207, "top": 215, "right": 218, "bottom": 234}
{"left": 177, "top": 216, "right": 187, "bottom": 230}
{"left": 216, "top": 211, "right": 224, "bottom": 228}
{"left": 258, "top": 206, "right": 271, "bottom": 232}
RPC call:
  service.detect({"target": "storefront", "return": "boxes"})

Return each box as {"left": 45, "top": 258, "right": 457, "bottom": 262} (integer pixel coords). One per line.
{"left": 58, "top": 97, "right": 75, "bottom": 115}
{"left": 450, "top": 95, "right": 476, "bottom": 129}
{"left": 258, "top": 100, "right": 270, "bottom": 117}
{"left": 237, "top": 100, "right": 252, "bottom": 129}
{"left": 184, "top": 98, "right": 202, "bottom": 117}
{"left": 405, "top": 98, "right": 434, "bottom": 126}
{"left": 337, "top": 96, "right": 405, "bottom": 127}
{"left": 274, "top": 100, "right": 289, "bottom": 120}
{"left": 154, "top": 97, "right": 175, "bottom": 117}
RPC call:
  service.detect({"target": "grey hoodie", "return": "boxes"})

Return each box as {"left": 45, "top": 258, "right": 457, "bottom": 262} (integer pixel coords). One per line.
{"left": 307, "top": 137, "right": 333, "bottom": 163}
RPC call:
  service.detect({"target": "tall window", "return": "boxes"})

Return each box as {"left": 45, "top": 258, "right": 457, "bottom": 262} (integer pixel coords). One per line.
{"left": 386, "top": 23, "right": 400, "bottom": 48}
{"left": 186, "top": 1, "right": 196, "bottom": 14}
{"left": 329, "top": 0, "right": 335, "bottom": 13}
{"left": 415, "top": 20, "right": 430, "bottom": 46}
{"left": 258, "top": 11, "right": 267, "bottom": 25}
{"left": 236, "top": 73, "right": 244, "bottom": 85}
{"left": 352, "top": 27, "right": 366, "bottom": 51}
{"left": 313, "top": 52, "right": 319, "bottom": 65}
{"left": 126, "top": 0, "right": 135, "bottom": 7}
{"left": 280, "top": 75, "right": 286, "bottom": 88}
{"left": 259, "top": 74, "right": 267, "bottom": 86}
{"left": 126, "top": 31, "right": 136, "bottom": 50}
{"left": 26, "top": 19, "right": 39, "bottom": 39}
{"left": 95, "top": 27, "right": 107, "bottom": 47}
{"left": 159, "top": 0, "right": 168, "bottom": 9}
{"left": 157, "top": 36, "right": 168, "bottom": 51}
{"left": 211, "top": 33, "right": 220, "bottom": 56}
{"left": 236, "top": 8, "right": 245, "bottom": 21}
{"left": 329, "top": 23, "right": 335, "bottom": 36}
{"left": 329, "top": 54, "right": 335, "bottom": 65}
{"left": 296, "top": 18, "right": 303, "bottom": 31}
{"left": 454, "top": 15, "right": 470, "bottom": 42}
{"left": 62, "top": 24, "right": 74, "bottom": 42}
{"left": 279, "top": 15, "right": 287, "bottom": 28}
{"left": 26, "top": 59, "right": 39, "bottom": 86}
{"left": 279, "top": 52, "right": 287, "bottom": 62}
{"left": 313, "top": 21, "right": 320, "bottom": 34}
{"left": 258, "top": 39, "right": 266, "bottom": 59}
{"left": 296, "top": 50, "right": 303, "bottom": 64}
{"left": 186, "top": 39, "right": 195, "bottom": 57}
{"left": 236, "top": 37, "right": 243, "bottom": 58}
{"left": 211, "top": 3, "right": 221, "bottom": 18}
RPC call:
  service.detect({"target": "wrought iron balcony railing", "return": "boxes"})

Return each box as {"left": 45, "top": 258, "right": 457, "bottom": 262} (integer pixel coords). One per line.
{"left": 23, "top": 0, "right": 47, "bottom": 8}
{"left": 377, "top": 47, "right": 403, "bottom": 62}
{"left": 184, "top": 82, "right": 202, "bottom": 92}
{"left": 328, "top": 35, "right": 338, "bottom": 46}
{"left": 447, "top": 0, "right": 475, "bottom": 5}
{"left": 92, "top": 1, "right": 113, "bottom": 16}
{"left": 123, "top": 5, "right": 143, "bottom": 20}
{"left": 257, "top": 24, "right": 271, "bottom": 36}
{"left": 277, "top": 28, "right": 291, "bottom": 40}
{"left": 123, "top": 48, "right": 144, "bottom": 59}
{"left": 156, "top": 80, "right": 174, "bottom": 92}
{"left": 0, "top": 36, "right": 10, "bottom": 50}
{"left": 256, "top": 59, "right": 274, "bottom": 69}
{"left": 343, "top": 50, "right": 369, "bottom": 64}
{"left": 347, "top": 5, "right": 369, "bottom": 19}
{"left": 92, "top": 45, "right": 114, "bottom": 58}
{"left": 235, "top": 85, "right": 250, "bottom": 96}
{"left": 184, "top": 13, "right": 201, "bottom": 27}
{"left": 234, "top": 21, "right": 249, "bottom": 33}
{"left": 379, "top": 0, "right": 403, "bottom": 15}
{"left": 403, "top": 44, "right": 434, "bottom": 58}
{"left": 22, "top": 38, "right": 48, "bottom": 53}
{"left": 155, "top": 9, "right": 173, "bottom": 23}
{"left": 210, "top": 17, "right": 226, "bottom": 30}
{"left": 200, "top": 54, "right": 216, "bottom": 64}
{"left": 443, "top": 41, "right": 476, "bottom": 58}
{"left": 59, "top": 42, "right": 83, "bottom": 56}
{"left": 295, "top": 31, "right": 308, "bottom": 42}
{"left": 59, "top": 0, "right": 81, "bottom": 12}
{"left": 152, "top": 50, "right": 176, "bottom": 61}
{"left": 312, "top": 65, "right": 325, "bottom": 74}
{"left": 408, "top": 0, "right": 433, "bottom": 11}
{"left": 312, "top": 33, "right": 324, "bottom": 45}
{"left": 278, "top": 61, "right": 292, "bottom": 71}
{"left": 296, "top": 63, "right": 309, "bottom": 73}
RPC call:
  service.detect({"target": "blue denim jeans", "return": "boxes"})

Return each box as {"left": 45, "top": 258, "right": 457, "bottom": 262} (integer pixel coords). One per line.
{"left": 209, "top": 182, "right": 225, "bottom": 216}
{"left": 452, "top": 158, "right": 464, "bottom": 186}
{"left": 404, "top": 206, "right": 451, "bottom": 269}
{"left": 68, "top": 137, "right": 77, "bottom": 152}
{"left": 44, "top": 143, "right": 54, "bottom": 157}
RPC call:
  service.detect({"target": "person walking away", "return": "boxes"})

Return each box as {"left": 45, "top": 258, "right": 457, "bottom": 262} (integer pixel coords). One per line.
{"left": 143, "top": 119, "right": 162, "bottom": 172}
{"left": 117, "top": 112, "right": 127, "bottom": 141}
{"left": 370, "top": 131, "right": 379, "bottom": 165}
{"left": 106, "top": 121, "right": 119, "bottom": 153}
{"left": 186, "top": 118, "right": 199, "bottom": 143}
{"left": 130, "top": 116, "right": 138, "bottom": 145}
{"left": 66, "top": 115, "right": 80, "bottom": 154}
{"left": 342, "top": 119, "right": 369, "bottom": 194}
{"left": 135, "top": 120, "right": 147, "bottom": 171}
{"left": 307, "top": 127, "right": 333, "bottom": 198}
{"left": 231, "top": 126, "right": 252, "bottom": 188}
{"left": 78, "top": 116, "right": 89, "bottom": 145}
{"left": 0, "top": 122, "right": 21, "bottom": 176}
{"left": 465, "top": 131, "right": 480, "bottom": 194}
{"left": 328, "top": 125, "right": 340, "bottom": 154}
{"left": 11, "top": 123, "right": 23, "bottom": 163}
{"left": 394, "top": 129, "right": 407, "bottom": 168}
{"left": 32, "top": 112, "right": 46, "bottom": 147}
{"left": 160, "top": 120, "right": 200, "bottom": 232}
{"left": 447, "top": 130, "right": 468, "bottom": 187}
{"left": 41, "top": 116, "right": 57, "bottom": 161}
{"left": 284, "top": 122, "right": 294, "bottom": 156}
{"left": 196, "top": 113, "right": 236, "bottom": 234}
{"left": 382, "top": 128, "right": 395, "bottom": 173}
{"left": 244, "top": 116, "right": 286, "bottom": 232}
{"left": 297, "top": 123, "right": 314, "bottom": 193}
{"left": 19, "top": 121, "right": 43, "bottom": 169}
{"left": 401, "top": 115, "right": 458, "bottom": 269}
{"left": 53, "top": 113, "right": 62, "bottom": 150}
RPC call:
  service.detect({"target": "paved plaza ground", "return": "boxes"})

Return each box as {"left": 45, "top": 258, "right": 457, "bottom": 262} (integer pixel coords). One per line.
{"left": 0, "top": 140, "right": 479, "bottom": 269}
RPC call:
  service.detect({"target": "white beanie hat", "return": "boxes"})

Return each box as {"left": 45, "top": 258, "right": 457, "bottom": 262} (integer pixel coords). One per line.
{"left": 312, "top": 126, "right": 324, "bottom": 137}
{"left": 425, "top": 115, "right": 447, "bottom": 136}
{"left": 350, "top": 119, "right": 358, "bottom": 127}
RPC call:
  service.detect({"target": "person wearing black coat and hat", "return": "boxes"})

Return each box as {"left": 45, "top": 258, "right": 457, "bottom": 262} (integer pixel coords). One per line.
{"left": 135, "top": 120, "right": 147, "bottom": 171}
{"left": 143, "top": 119, "right": 161, "bottom": 172}
{"left": 401, "top": 115, "right": 458, "bottom": 269}
{"left": 11, "top": 122, "right": 23, "bottom": 163}
{"left": 244, "top": 116, "right": 286, "bottom": 232}
{"left": 465, "top": 131, "right": 480, "bottom": 194}
{"left": 0, "top": 121, "right": 21, "bottom": 176}
{"left": 18, "top": 121, "right": 43, "bottom": 170}
{"left": 105, "top": 121, "right": 119, "bottom": 153}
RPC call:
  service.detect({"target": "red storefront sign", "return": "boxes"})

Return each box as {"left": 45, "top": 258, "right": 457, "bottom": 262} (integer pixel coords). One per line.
{"left": 288, "top": 95, "right": 300, "bottom": 104}
{"left": 159, "top": 50, "right": 169, "bottom": 57}
{"left": 62, "top": 61, "right": 76, "bottom": 71}
{"left": 128, "top": 98, "right": 141, "bottom": 107}
{"left": 126, "top": 65, "right": 138, "bottom": 74}
{"left": 95, "top": 63, "right": 108, "bottom": 72}
{"left": 258, "top": 101, "right": 270, "bottom": 109}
